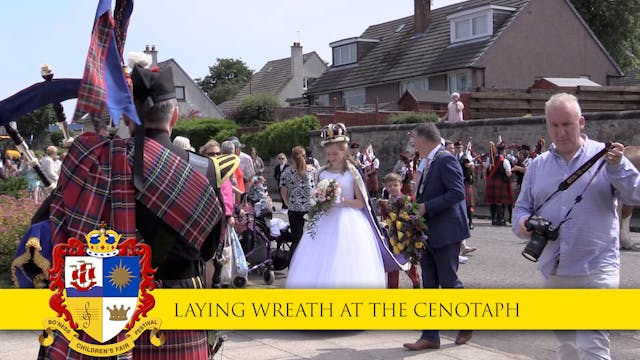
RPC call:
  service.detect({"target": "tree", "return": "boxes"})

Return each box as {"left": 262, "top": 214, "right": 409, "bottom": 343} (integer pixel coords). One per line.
{"left": 195, "top": 58, "right": 253, "bottom": 104}
{"left": 571, "top": 0, "right": 640, "bottom": 71}
{"left": 15, "top": 105, "right": 56, "bottom": 147}
{"left": 235, "top": 93, "right": 280, "bottom": 126}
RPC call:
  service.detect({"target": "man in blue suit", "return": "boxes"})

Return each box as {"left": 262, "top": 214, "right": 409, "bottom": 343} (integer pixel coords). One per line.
{"left": 403, "top": 123, "right": 473, "bottom": 351}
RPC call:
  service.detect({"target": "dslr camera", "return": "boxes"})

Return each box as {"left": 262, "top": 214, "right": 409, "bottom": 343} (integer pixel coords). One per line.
{"left": 521, "top": 215, "right": 560, "bottom": 262}
{"left": 305, "top": 156, "right": 314, "bottom": 165}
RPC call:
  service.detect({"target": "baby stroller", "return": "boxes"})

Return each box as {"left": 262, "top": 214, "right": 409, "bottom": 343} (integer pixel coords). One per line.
{"left": 233, "top": 202, "right": 276, "bottom": 285}
{"left": 261, "top": 211, "right": 293, "bottom": 272}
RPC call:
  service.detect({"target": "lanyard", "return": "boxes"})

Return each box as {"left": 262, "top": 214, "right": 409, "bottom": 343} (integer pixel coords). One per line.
{"left": 532, "top": 142, "right": 612, "bottom": 226}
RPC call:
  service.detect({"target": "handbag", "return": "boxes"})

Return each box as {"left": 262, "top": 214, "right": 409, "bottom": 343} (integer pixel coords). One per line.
{"left": 219, "top": 235, "right": 233, "bottom": 286}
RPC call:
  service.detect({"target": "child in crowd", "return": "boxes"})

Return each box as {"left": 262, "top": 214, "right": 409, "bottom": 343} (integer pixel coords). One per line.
{"left": 379, "top": 172, "right": 421, "bottom": 289}
{"left": 248, "top": 175, "right": 268, "bottom": 203}
{"left": 248, "top": 176, "right": 274, "bottom": 217}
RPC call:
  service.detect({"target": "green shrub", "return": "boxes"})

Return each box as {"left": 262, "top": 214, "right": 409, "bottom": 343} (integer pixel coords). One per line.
{"left": 235, "top": 93, "right": 280, "bottom": 126}
{"left": 0, "top": 194, "right": 39, "bottom": 287}
{"left": 387, "top": 112, "right": 439, "bottom": 124}
{"left": 241, "top": 115, "right": 320, "bottom": 159}
{"left": 172, "top": 118, "right": 237, "bottom": 151}
{"left": 215, "top": 128, "right": 237, "bottom": 144}
{"left": 0, "top": 176, "right": 28, "bottom": 198}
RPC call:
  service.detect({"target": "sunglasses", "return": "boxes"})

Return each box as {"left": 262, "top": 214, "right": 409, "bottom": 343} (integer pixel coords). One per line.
{"left": 205, "top": 152, "right": 220, "bottom": 156}
{"left": 278, "top": 157, "right": 286, "bottom": 160}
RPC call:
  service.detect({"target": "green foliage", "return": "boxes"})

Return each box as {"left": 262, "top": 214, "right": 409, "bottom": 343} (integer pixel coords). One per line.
{"left": 195, "top": 58, "right": 253, "bottom": 104}
{"left": 0, "top": 194, "right": 39, "bottom": 287}
{"left": 241, "top": 115, "right": 320, "bottom": 159}
{"left": 0, "top": 176, "right": 28, "bottom": 198}
{"left": 571, "top": 0, "right": 640, "bottom": 71}
{"left": 387, "top": 112, "right": 439, "bottom": 124}
{"left": 172, "top": 118, "right": 238, "bottom": 151}
{"left": 214, "top": 128, "right": 237, "bottom": 144}
{"left": 49, "top": 130, "right": 64, "bottom": 148}
{"left": 50, "top": 129, "right": 80, "bottom": 148}
{"left": 235, "top": 93, "right": 280, "bottom": 126}
{"left": 15, "top": 105, "right": 56, "bottom": 146}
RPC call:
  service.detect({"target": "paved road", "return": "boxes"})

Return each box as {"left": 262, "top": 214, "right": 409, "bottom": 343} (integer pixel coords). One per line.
{"left": 2, "top": 218, "right": 640, "bottom": 359}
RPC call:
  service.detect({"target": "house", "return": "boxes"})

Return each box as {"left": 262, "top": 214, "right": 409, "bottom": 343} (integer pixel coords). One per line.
{"left": 143, "top": 45, "right": 225, "bottom": 119}
{"left": 530, "top": 77, "right": 601, "bottom": 90}
{"left": 306, "top": 0, "right": 622, "bottom": 111}
{"left": 397, "top": 89, "right": 451, "bottom": 112}
{"left": 610, "top": 68, "right": 640, "bottom": 86}
{"left": 220, "top": 43, "right": 328, "bottom": 115}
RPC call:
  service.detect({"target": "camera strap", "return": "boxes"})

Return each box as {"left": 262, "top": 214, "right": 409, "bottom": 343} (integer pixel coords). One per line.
{"left": 532, "top": 142, "right": 612, "bottom": 226}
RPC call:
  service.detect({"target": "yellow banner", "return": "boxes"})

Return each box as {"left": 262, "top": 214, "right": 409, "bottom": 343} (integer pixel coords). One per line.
{"left": 40, "top": 317, "right": 162, "bottom": 356}
{"left": 3, "top": 289, "right": 640, "bottom": 330}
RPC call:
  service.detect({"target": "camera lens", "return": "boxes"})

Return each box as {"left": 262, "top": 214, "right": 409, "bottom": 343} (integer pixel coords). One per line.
{"left": 522, "top": 233, "right": 548, "bottom": 262}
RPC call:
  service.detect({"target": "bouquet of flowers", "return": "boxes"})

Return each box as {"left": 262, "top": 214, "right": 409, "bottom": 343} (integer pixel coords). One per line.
{"left": 384, "top": 195, "right": 428, "bottom": 262}
{"left": 304, "top": 178, "right": 342, "bottom": 239}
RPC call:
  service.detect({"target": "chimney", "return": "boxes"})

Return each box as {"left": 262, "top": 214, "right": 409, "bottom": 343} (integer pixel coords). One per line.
{"left": 291, "top": 42, "right": 304, "bottom": 90}
{"left": 414, "top": 0, "right": 431, "bottom": 34}
{"left": 144, "top": 44, "right": 158, "bottom": 66}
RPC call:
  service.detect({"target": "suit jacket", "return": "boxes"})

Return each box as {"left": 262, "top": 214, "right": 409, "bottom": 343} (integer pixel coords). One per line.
{"left": 274, "top": 162, "right": 289, "bottom": 185}
{"left": 417, "top": 150, "right": 470, "bottom": 248}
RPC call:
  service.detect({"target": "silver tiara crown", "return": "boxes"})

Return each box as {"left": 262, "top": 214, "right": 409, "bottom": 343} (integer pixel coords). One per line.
{"left": 320, "top": 123, "right": 350, "bottom": 145}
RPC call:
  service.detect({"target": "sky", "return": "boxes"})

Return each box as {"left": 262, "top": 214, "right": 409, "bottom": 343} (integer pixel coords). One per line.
{"left": 0, "top": 0, "right": 463, "bottom": 120}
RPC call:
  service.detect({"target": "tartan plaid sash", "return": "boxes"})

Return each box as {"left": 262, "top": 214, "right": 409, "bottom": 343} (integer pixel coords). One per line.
{"left": 50, "top": 132, "right": 221, "bottom": 250}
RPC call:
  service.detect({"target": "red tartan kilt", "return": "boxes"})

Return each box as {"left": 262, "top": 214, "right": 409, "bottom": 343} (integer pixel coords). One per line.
{"left": 464, "top": 182, "right": 476, "bottom": 207}
{"left": 39, "top": 329, "right": 209, "bottom": 360}
{"left": 134, "top": 330, "right": 209, "bottom": 359}
{"left": 485, "top": 175, "right": 513, "bottom": 204}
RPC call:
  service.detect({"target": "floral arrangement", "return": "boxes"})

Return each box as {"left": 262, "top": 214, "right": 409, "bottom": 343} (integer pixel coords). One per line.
{"left": 304, "top": 178, "right": 342, "bottom": 239}
{"left": 384, "top": 194, "right": 428, "bottom": 262}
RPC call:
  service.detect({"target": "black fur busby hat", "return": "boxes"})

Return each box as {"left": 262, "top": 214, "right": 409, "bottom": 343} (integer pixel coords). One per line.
{"left": 131, "top": 64, "right": 175, "bottom": 107}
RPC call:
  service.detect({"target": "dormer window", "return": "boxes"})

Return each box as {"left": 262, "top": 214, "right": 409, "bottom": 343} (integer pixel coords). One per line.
{"left": 330, "top": 37, "right": 380, "bottom": 66}
{"left": 448, "top": 5, "right": 515, "bottom": 43}
{"left": 333, "top": 43, "right": 357, "bottom": 66}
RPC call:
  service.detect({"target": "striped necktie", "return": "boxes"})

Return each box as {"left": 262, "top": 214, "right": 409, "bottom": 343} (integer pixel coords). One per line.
{"left": 417, "top": 158, "right": 432, "bottom": 197}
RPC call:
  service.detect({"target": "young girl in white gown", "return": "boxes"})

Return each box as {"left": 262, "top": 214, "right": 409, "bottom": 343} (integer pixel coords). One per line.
{"left": 286, "top": 123, "right": 402, "bottom": 288}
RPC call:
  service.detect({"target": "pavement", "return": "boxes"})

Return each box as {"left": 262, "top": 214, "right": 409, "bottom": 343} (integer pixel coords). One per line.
{"left": 3, "top": 203, "right": 640, "bottom": 360}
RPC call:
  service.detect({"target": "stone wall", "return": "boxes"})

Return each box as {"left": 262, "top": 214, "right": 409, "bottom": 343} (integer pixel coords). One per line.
{"left": 297, "top": 110, "right": 640, "bottom": 205}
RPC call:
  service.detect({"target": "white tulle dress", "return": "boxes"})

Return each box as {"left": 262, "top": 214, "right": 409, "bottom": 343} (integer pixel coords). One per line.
{"left": 286, "top": 170, "right": 387, "bottom": 288}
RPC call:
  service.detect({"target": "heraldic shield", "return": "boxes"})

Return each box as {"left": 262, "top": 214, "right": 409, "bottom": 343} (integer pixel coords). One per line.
{"left": 43, "top": 226, "right": 162, "bottom": 355}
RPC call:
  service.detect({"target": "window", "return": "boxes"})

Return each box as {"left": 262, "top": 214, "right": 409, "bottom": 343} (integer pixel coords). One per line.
{"left": 447, "top": 71, "right": 471, "bottom": 93}
{"left": 448, "top": 5, "right": 509, "bottom": 43}
{"left": 175, "top": 86, "right": 185, "bottom": 102}
{"left": 452, "top": 13, "right": 489, "bottom": 42}
{"left": 303, "top": 77, "right": 311, "bottom": 90}
{"left": 400, "top": 77, "right": 429, "bottom": 94}
{"left": 343, "top": 87, "right": 365, "bottom": 107}
{"left": 333, "top": 43, "right": 357, "bottom": 66}
{"left": 314, "top": 94, "right": 329, "bottom": 106}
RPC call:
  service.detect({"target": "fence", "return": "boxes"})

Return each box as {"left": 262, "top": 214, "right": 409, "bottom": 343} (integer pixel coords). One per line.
{"left": 466, "top": 86, "right": 640, "bottom": 119}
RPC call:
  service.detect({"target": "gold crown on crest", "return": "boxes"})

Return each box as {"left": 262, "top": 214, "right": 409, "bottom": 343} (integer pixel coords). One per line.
{"left": 85, "top": 223, "right": 121, "bottom": 258}
{"left": 320, "top": 123, "right": 350, "bottom": 145}
{"left": 106, "top": 304, "right": 131, "bottom": 321}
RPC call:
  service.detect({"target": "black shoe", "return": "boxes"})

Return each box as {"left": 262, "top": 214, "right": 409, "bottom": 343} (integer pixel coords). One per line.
{"left": 469, "top": 223, "right": 474, "bottom": 230}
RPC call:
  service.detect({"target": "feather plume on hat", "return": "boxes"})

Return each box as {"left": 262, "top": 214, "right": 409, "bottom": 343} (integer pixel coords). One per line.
{"left": 127, "top": 52, "right": 152, "bottom": 70}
